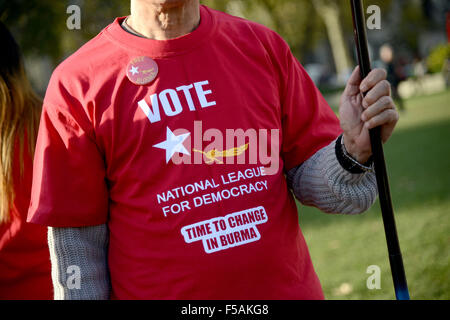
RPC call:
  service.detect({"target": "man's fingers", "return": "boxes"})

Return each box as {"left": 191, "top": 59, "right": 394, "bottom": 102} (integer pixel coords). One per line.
{"left": 361, "top": 96, "right": 395, "bottom": 122}
{"left": 364, "top": 109, "right": 399, "bottom": 130}
{"left": 362, "top": 79, "right": 391, "bottom": 108}
{"left": 343, "top": 66, "right": 362, "bottom": 97}
{"left": 347, "top": 66, "right": 362, "bottom": 85}
{"left": 359, "top": 68, "right": 387, "bottom": 93}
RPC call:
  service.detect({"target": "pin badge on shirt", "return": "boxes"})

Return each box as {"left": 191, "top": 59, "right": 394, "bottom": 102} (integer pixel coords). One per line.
{"left": 126, "top": 56, "right": 158, "bottom": 85}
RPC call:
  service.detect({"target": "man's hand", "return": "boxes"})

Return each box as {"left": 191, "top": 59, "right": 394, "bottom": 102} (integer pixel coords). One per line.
{"left": 339, "top": 66, "right": 399, "bottom": 163}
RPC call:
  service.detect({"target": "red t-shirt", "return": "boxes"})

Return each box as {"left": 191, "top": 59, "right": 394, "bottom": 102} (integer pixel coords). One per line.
{"left": 28, "top": 6, "right": 341, "bottom": 299}
{"left": 0, "top": 139, "right": 52, "bottom": 299}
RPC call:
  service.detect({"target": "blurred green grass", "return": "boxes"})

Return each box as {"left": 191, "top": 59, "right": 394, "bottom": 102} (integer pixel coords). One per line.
{"left": 299, "top": 89, "right": 450, "bottom": 300}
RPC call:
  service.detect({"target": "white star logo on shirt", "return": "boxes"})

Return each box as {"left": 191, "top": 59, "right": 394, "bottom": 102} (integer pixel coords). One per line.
{"left": 153, "top": 127, "right": 191, "bottom": 163}
{"left": 129, "top": 66, "right": 139, "bottom": 75}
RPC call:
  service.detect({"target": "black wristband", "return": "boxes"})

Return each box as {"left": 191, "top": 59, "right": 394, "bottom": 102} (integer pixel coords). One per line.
{"left": 335, "top": 135, "right": 374, "bottom": 174}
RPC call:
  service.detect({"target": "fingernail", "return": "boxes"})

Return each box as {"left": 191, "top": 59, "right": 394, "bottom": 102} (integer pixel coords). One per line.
{"left": 360, "top": 84, "right": 368, "bottom": 92}
{"left": 361, "top": 113, "right": 366, "bottom": 121}
{"left": 362, "top": 100, "right": 368, "bottom": 108}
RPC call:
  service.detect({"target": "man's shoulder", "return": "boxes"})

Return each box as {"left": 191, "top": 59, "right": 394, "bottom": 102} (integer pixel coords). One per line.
{"left": 207, "top": 6, "right": 288, "bottom": 51}
{"left": 51, "top": 23, "right": 120, "bottom": 82}
{"left": 44, "top": 21, "right": 124, "bottom": 105}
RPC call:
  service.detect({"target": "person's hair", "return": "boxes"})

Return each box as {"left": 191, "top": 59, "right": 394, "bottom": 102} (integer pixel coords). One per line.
{"left": 0, "top": 21, "right": 41, "bottom": 223}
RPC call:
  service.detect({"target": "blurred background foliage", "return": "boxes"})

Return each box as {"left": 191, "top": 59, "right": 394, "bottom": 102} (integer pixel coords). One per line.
{"left": 1, "top": 1, "right": 448, "bottom": 75}
{"left": 427, "top": 44, "right": 450, "bottom": 73}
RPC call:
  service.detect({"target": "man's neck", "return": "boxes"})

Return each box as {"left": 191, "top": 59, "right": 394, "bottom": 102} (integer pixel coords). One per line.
{"left": 128, "top": 0, "right": 200, "bottom": 40}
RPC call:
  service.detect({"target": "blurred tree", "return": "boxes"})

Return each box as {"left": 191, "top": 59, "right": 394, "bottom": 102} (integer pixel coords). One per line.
{"left": 0, "top": 0, "right": 394, "bottom": 78}
{"left": 217, "top": 0, "right": 359, "bottom": 81}
{"left": 0, "top": 0, "right": 130, "bottom": 64}
{"left": 0, "top": 0, "right": 67, "bottom": 63}
{"left": 396, "top": 1, "right": 429, "bottom": 54}
{"left": 204, "top": 0, "right": 389, "bottom": 79}
{"left": 312, "top": 0, "right": 352, "bottom": 82}
{"left": 201, "top": 0, "right": 229, "bottom": 12}
{"left": 427, "top": 44, "right": 450, "bottom": 73}
{"left": 0, "top": 0, "right": 338, "bottom": 66}
{"left": 230, "top": 0, "right": 326, "bottom": 61}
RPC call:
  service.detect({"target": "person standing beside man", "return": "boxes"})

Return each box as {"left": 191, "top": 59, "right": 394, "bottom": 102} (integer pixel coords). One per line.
{"left": 0, "top": 21, "right": 52, "bottom": 300}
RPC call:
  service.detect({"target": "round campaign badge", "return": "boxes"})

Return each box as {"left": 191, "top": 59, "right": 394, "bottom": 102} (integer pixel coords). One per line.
{"left": 126, "top": 56, "right": 158, "bottom": 85}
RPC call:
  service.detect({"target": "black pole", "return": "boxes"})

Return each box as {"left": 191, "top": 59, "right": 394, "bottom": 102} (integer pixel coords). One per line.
{"left": 350, "top": 0, "right": 410, "bottom": 300}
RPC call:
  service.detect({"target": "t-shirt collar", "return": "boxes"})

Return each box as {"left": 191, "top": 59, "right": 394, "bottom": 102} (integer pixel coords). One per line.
{"left": 104, "top": 5, "right": 215, "bottom": 58}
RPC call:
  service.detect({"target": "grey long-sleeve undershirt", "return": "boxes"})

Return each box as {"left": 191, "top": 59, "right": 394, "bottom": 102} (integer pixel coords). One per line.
{"left": 47, "top": 138, "right": 378, "bottom": 299}
{"left": 48, "top": 224, "right": 110, "bottom": 299}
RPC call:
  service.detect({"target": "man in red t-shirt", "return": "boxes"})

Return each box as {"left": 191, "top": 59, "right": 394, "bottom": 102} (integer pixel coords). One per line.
{"left": 28, "top": 0, "right": 399, "bottom": 299}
